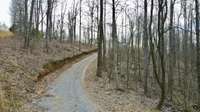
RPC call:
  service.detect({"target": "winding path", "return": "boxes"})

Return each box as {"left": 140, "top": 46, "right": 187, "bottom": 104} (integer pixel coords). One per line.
{"left": 37, "top": 53, "right": 97, "bottom": 112}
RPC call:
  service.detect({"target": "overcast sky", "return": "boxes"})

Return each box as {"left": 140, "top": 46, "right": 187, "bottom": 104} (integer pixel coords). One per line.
{"left": 0, "top": 0, "right": 184, "bottom": 30}
{"left": 0, "top": 0, "right": 11, "bottom": 26}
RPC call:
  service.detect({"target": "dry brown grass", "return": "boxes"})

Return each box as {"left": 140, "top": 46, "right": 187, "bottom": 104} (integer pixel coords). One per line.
{"left": 0, "top": 36, "right": 96, "bottom": 112}
{"left": 0, "top": 72, "right": 24, "bottom": 112}
{"left": 0, "top": 31, "right": 14, "bottom": 38}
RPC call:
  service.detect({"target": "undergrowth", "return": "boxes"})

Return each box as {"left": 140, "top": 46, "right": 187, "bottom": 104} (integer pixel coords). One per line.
{"left": 0, "top": 31, "right": 14, "bottom": 38}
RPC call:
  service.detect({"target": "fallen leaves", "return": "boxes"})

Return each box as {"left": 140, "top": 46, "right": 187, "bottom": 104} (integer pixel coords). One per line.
{"left": 84, "top": 60, "right": 157, "bottom": 112}
{"left": 0, "top": 36, "right": 96, "bottom": 112}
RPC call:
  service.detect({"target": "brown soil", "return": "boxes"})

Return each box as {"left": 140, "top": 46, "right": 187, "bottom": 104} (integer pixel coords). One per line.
{"left": 37, "top": 49, "right": 97, "bottom": 81}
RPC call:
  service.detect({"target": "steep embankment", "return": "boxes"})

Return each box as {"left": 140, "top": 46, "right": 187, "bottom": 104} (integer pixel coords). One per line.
{"left": 0, "top": 35, "right": 96, "bottom": 112}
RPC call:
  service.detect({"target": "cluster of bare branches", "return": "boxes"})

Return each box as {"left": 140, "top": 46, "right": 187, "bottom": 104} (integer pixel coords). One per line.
{"left": 10, "top": 0, "right": 100, "bottom": 51}
{"left": 9, "top": 0, "right": 200, "bottom": 111}
{"left": 96, "top": 0, "right": 200, "bottom": 111}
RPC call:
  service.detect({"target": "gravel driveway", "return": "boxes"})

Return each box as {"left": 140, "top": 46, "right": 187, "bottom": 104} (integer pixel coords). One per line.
{"left": 37, "top": 53, "right": 97, "bottom": 112}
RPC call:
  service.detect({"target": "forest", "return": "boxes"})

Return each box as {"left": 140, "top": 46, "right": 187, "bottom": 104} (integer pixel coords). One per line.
{"left": 96, "top": 0, "right": 200, "bottom": 111}
{"left": 0, "top": 0, "right": 199, "bottom": 111}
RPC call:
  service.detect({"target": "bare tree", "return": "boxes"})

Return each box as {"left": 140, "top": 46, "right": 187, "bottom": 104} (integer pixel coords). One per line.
{"left": 79, "top": 0, "right": 82, "bottom": 50}
{"left": 195, "top": 0, "right": 200, "bottom": 105}
{"left": 102, "top": 0, "right": 107, "bottom": 67}
{"left": 87, "top": 0, "right": 95, "bottom": 45}
{"left": 143, "top": 0, "right": 149, "bottom": 96}
{"left": 24, "top": 0, "right": 29, "bottom": 48}
{"left": 149, "top": 0, "right": 162, "bottom": 108}
{"left": 46, "top": 0, "right": 53, "bottom": 51}
{"left": 168, "top": 0, "right": 176, "bottom": 101}
{"left": 182, "top": 0, "right": 189, "bottom": 110}
{"left": 59, "top": 0, "right": 67, "bottom": 42}
{"left": 27, "top": 0, "right": 36, "bottom": 47}
{"left": 97, "top": 0, "right": 104, "bottom": 77}
{"left": 157, "top": 0, "right": 168, "bottom": 109}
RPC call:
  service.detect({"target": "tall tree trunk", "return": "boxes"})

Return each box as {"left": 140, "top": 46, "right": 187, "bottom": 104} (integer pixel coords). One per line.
{"left": 182, "top": 0, "right": 189, "bottom": 110}
{"left": 24, "top": 0, "right": 28, "bottom": 48}
{"left": 143, "top": 0, "right": 149, "bottom": 96}
{"left": 177, "top": 13, "right": 182, "bottom": 87}
{"left": 46, "top": 0, "right": 52, "bottom": 51}
{"left": 27, "top": 0, "right": 36, "bottom": 48}
{"left": 79, "top": 0, "right": 82, "bottom": 51}
{"left": 97, "top": 0, "right": 104, "bottom": 77}
{"left": 60, "top": 1, "right": 67, "bottom": 42}
{"left": 195, "top": 0, "right": 200, "bottom": 105}
{"left": 111, "top": 0, "right": 119, "bottom": 89}
{"left": 149, "top": 0, "right": 165, "bottom": 98}
{"left": 90, "top": 2, "right": 94, "bottom": 46}
{"left": 40, "top": 0, "right": 44, "bottom": 33}
{"left": 35, "top": 0, "right": 41, "bottom": 33}
{"left": 102, "top": 0, "right": 106, "bottom": 68}
{"left": 149, "top": 0, "right": 165, "bottom": 109}
{"left": 168, "top": 0, "right": 176, "bottom": 101}
{"left": 157, "top": 0, "right": 167, "bottom": 109}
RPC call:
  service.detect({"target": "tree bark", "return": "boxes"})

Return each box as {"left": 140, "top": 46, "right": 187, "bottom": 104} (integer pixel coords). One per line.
{"left": 97, "top": 0, "right": 104, "bottom": 77}
{"left": 168, "top": 0, "right": 176, "bottom": 101}
{"left": 46, "top": 0, "right": 53, "bottom": 51}
{"left": 195, "top": 0, "right": 200, "bottom": 105}
{"left": 143, "top": 0, "right": 149, "bottom": 96}
{"left": 79, "top": 0, "right": 82, "bottom": 51}
{"left": 24, "top": 0, "right": 28, "bottom": 48}
{"left": 157, "top": 0, "right": 168, "bottom": 109}
{"left": 102, "top": 0, "right": 106, "bottom": 68}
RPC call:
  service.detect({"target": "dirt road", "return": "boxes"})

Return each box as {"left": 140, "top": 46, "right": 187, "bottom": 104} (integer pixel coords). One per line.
{"left": 37, "top": 53, "right": 97, "bottom": 112}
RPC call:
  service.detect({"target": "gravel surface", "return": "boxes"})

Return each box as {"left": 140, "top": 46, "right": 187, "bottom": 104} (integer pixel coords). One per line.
{"left": 37, "top": 53, "right": 97, "bottom": 112}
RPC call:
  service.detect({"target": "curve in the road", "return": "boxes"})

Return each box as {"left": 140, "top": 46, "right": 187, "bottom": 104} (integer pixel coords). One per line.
{"left": 37, "top": 53, "right": 97, "bottom": 112}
